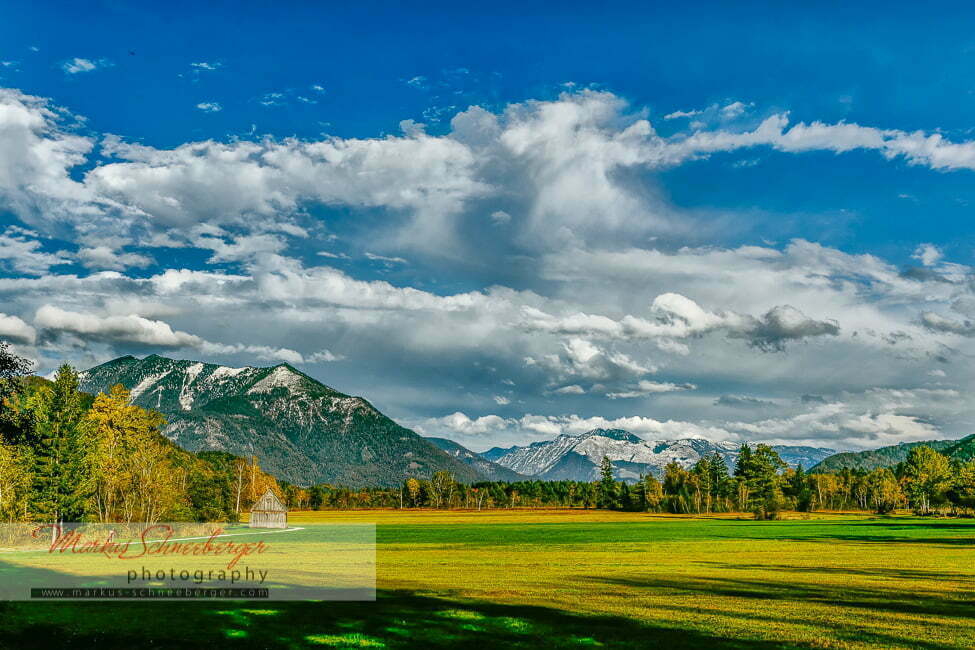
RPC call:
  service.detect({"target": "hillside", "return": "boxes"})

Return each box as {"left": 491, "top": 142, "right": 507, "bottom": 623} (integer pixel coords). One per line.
{"left": 487, "top": 429, "right": 834, "bottom": 482}
{"left": 425, "top": 438, "right": 527, "bottom": 481}
{"left": 79, "top": 355, "right": 482, "bottom": 487}
{"left": 809, "top": 439, "right": 959, "bottom": 472}
{"left": 943, "top": 434, "right": 975, "bottom": 461}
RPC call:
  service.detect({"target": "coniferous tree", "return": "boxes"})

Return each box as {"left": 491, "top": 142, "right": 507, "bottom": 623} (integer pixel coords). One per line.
{"left": 734, "top": 443, "right": 787, "bottom": 519}
{"left": 597, "top": 456, "right": 617, "bottom": 509}
{"left": 29, "top": 365, "right": 88, "bottom": 526}
{"left": 785, "top": 464, "right": 813, "bottom": 512}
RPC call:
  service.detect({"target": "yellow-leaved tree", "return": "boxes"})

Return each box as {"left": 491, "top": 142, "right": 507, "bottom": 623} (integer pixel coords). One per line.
{"left": 84, "top": 385, "right": 185, "bottom": 523}
{"left": 233, "top": 455, "right": 281, "bottom": 516}
{"left": 0, "top": 440, "right": 30, "bottom": 522}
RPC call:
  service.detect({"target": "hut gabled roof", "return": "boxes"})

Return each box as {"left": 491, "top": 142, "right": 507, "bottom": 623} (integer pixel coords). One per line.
{"left": 251, "top": 489, "right": 287, "bottom": 512}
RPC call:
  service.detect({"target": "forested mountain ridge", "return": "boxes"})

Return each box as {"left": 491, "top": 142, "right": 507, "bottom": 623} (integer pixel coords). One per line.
{"left": 810, "top": 436, "right": 973, "bottom": 472}
{"left": 943, "top": 435, "right": 975, "bottom": 461}
{"left": 79, "top": 354, "right": 482, "bottom": 487}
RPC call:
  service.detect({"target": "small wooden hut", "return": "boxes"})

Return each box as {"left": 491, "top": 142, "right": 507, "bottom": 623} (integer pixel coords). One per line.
{"left": 249, "top": 489, "right": 288, "bottom": 529}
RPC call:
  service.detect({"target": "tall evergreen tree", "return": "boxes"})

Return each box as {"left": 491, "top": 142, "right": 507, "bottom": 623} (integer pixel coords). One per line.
{"left": 735, "top": 443, "right": 787, "bottom": 519}
{"left": 786, "top": 464, "right": 813, "bottom": 511}
{"left": 733, "top": 444, "right": 753, "bottom": 478}
{"left": 597, "top": 456, "right": 617, "bottom": 509}
{"left": 29, "top": 365, "right": 89, "bottom": 526}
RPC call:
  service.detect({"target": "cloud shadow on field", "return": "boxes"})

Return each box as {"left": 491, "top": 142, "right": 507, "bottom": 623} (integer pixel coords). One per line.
{"left": 0, "top": 588, "right": 796, "bottom": 650}
{"left": 697, "top": 561, "right": 975, "bottom": 582}
{"left": 592, "top": 573, "right": 975, "bottom": 624}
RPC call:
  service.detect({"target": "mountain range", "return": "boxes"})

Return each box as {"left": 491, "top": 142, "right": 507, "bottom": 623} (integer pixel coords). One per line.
{"left": 80, "top": 354, "right": 842, "bottom": 488}
{"left": 481, "top": 429, "right": 835, "bottom": 482}
{"left": 79, "top": 354, "right": 481, "bottom": 487}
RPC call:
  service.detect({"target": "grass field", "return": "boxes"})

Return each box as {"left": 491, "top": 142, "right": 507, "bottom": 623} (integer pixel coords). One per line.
{"left": 1, "top": 509, "right": 974, "bottom": 649}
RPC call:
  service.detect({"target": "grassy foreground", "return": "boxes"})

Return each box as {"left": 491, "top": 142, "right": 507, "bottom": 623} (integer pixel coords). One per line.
{"left": 1, "top": 509, "right": 973, "bottom": 649}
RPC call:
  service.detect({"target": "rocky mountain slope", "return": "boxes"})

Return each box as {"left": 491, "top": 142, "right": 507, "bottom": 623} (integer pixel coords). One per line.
{"left": 486, "top": 429, "right": 834, "bottom": 482}
{"left": 79, "top": 354, "right": 481, "bottom": 487}
{"left": 480, "top": 445, "right": 519, "bottom": 462}
{"left": 426, "top": 438, "right": 527, "bottom": 481}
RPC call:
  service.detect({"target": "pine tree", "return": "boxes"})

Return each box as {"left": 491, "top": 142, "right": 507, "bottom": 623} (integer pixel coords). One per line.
{"left": 734, "top": 444, "right": 753, "bottom": 478}
{"left": 597, "top": 456, "right": 617, "bottom": 509}
{"left": 744, "top": 444, "right": 787, "bottom": 519}
{"left": 787, "top": 464, "right": 813, "bottom": 511}
{"left": 29, "top": 365, "right": 88, "bottom": 528}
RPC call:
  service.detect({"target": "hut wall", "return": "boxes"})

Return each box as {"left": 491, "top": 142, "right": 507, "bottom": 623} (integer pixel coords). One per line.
{"left": 250, "top": 511, "right": 287, "bottom": 529}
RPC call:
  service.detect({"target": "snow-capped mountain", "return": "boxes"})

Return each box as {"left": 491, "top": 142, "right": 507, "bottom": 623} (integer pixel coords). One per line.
{"left": 486, "top": 429, "right": 834, "bottom": 482}
{"left": 79, "top": 354, "right": 482, "bottom": 487}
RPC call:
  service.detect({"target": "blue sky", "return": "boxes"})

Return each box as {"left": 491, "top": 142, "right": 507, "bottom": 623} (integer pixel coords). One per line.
{"left": 7, "top": 2, "right": 975, "bottom": 268}
{"left": 3, "top": 1, "right": 975, "bottom": 450}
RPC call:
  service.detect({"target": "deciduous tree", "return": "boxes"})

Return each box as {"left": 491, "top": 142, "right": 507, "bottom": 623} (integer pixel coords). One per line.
{"left": 902, "top": 446, "right": 952, "bottom": 514}
{"left": 866, "top": 468, "right": 902, "bottom": 514}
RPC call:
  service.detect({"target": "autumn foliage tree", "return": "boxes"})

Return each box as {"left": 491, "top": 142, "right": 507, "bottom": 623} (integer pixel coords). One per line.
{"left": 0, "top": 440, "right": 29, "bottom": 521}
{"left": 84, "top": 384, "right": 180, "bottom": 523}
{"left": 866, "top": 468, "right": 903, "bottom": 514}
{"left": 901, "top": 446, "right": 953, "bottom": 514}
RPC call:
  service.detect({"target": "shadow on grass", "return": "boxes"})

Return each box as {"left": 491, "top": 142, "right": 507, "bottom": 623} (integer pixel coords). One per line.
{"left": 744, "top": 534, "right": 975, "bottom": 547}
{"left": 640, "top": 599, "right": 968, "bottom": 650}
{"left": 722, "top": 518, "right": 975, "bottom": 547}
{"left": 0, "top": 590, "right": 794, "bottom": 649}
{"left": 847, "top": 521, "right": 975, "bottom": 530}
{"left": 594, "top": 573, "right": 975, "bottom": 622}
{"left": 697, "top": 561, "right": 975, "bottom": 582}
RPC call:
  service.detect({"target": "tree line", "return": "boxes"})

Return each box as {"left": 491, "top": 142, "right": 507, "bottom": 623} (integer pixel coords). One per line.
{"left": 297, "top": 445, "right": 975, "bottom": 518}
{"left": 631, "top": 444, "right": 975, "bottom": 518}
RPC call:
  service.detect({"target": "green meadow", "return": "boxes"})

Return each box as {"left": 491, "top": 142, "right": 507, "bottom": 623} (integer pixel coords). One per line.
{"left": 1, "top": 510, "right": 974, "bottom": 649}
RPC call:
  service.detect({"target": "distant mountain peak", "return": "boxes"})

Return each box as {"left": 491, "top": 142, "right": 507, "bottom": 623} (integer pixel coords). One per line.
{"left": 247, "top": 364, "right": 310, "bottom": 394}
{"left": 579, "top": 428, "right": 643, "bottom": 443}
